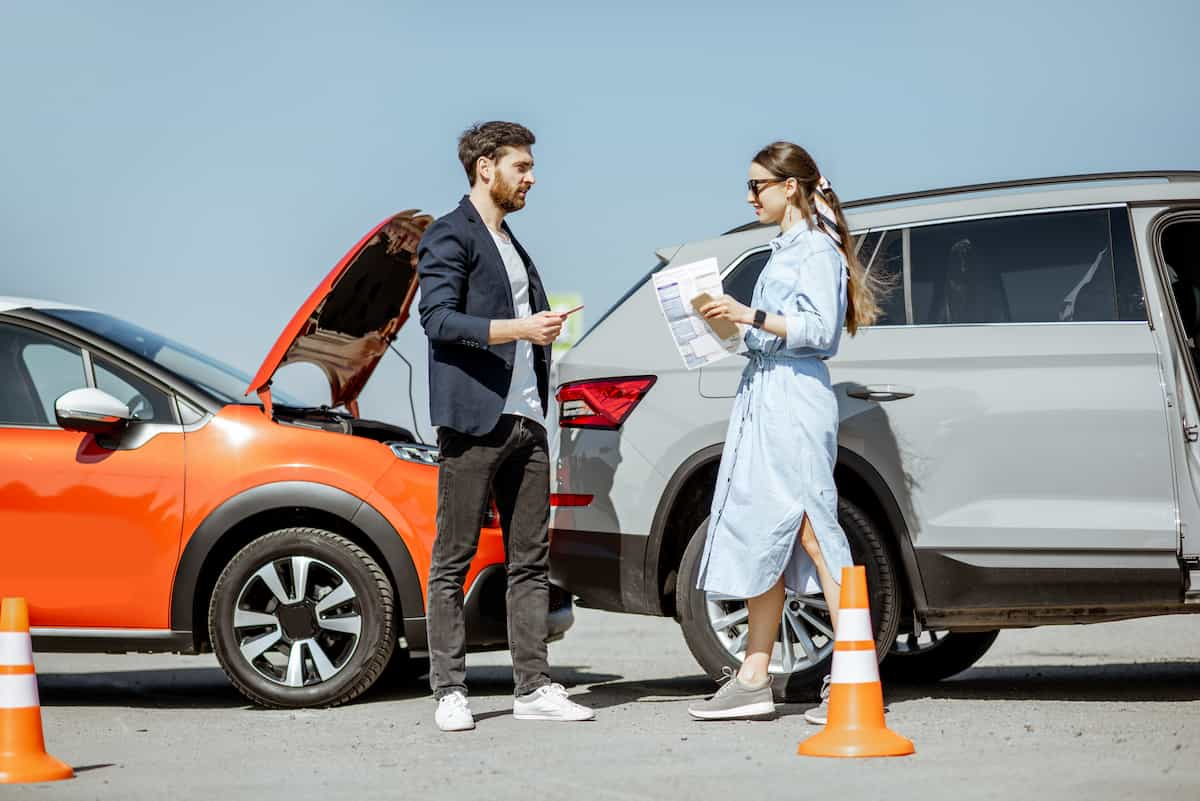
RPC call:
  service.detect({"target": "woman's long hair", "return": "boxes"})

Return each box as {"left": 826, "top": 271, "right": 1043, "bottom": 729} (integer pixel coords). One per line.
{"left": 753, "top": 141, "right": 883, "bottom": 334}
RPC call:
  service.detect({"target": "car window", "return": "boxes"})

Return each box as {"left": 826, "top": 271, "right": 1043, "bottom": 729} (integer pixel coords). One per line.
{"left": 1110, "top": 207, "right": 1145, "bottom": 321}
{"left": 724, "top": 250, "right": 771, "bottom": 306}
{"left": 860, "top": 229, "right": 906, "bottom": 326}
{"left": 93, "top": 358, "right": 176, "bottom": 423}
{"left": 0, "top": 324, "right": 87, "bottom": 426}
{"left": 41, "top": 308, "right": 306, "bottom": 407}
{"left": 910, "top": 208, "right": 1126, "bottom": 325}
{"left": 725, "top": 233, "right": 907, "bottom": 326}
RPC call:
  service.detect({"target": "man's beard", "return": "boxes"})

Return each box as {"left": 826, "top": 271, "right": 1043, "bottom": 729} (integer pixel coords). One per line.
{"left": 490, "top": 173, "right": 526, "bottom": 212}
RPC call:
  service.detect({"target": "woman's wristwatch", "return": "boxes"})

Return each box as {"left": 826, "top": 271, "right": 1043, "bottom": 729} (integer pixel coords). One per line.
{"left": 752, "top": 309, "right": 767, "bottom": 329}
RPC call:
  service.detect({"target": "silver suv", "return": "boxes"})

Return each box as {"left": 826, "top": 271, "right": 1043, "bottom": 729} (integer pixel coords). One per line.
{"left": 549, "top": 171, "right": 1200, "bottom": 696}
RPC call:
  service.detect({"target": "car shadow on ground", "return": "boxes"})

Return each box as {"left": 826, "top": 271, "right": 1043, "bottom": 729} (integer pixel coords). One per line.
{"left": 888, "top": 660, "right": 1200, "bottom": 703}
{"left": 37, "top": 667, "right": 245, "bottom": 709}
{"left": 505, "top": 660, "right": 1200, "bottom": 716}
{"left": 34, "top": 664, "right": 625, "bottom": 710}
{"left": 34, "top": 659, "right": 1200, "bottom": 711}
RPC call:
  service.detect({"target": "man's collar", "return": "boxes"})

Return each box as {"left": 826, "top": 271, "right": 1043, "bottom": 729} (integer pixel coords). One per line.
{"left": 459, "top": 195, "right": 478, "bottom": 223}
{"left": 461, "top": 194, "right": 515, "bottom": 235}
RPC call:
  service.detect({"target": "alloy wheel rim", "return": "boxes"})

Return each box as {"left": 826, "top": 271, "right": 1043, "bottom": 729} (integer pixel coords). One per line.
{"left": 890, "top": 629, "right": 949, "bottom": 656}
{"left": 232, "top": 556, "right": 363, "bottom": 688}
{"left": 705, "top": 588, "right": 836, "bottom": 675}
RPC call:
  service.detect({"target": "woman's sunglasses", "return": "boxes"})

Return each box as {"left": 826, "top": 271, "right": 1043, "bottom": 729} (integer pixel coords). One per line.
{"left": 746, "top": 178, "right": 790, "bottom": 199}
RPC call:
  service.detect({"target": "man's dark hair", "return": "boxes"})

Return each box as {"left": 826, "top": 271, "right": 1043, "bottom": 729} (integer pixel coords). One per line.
{"left": 458, "top": 121, "right": 536, "bottom": 185}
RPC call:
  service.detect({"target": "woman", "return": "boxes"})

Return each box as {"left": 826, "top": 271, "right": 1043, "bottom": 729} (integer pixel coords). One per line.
{"left": 687, "top": 141, "right": 882, "bottom": 723}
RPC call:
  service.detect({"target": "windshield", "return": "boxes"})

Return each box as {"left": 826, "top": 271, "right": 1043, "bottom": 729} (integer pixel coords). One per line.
{"left": 43, "top": 309, "right": 306, "bottom": 407}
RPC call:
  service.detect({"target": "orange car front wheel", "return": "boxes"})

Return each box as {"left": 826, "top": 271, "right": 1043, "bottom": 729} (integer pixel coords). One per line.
{"left": 207, "top": 527, "right": 396, "bottom": 708}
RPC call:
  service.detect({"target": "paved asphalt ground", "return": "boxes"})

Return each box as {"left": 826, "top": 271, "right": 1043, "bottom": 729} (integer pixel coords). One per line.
{"left": 8, "top": 609, "right": 1199, "bottom": 801}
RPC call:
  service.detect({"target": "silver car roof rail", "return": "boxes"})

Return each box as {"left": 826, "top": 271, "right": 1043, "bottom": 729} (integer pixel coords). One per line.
{"left": 722, "top": 170, "right": 1200, "bottom": 235}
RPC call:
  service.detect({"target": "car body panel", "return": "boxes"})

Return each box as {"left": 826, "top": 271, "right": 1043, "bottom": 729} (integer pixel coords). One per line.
{"left": 247, "top": 211, "right": 431, "bottom": 413}
{"left": 0, "top": 424, "right": 185, "bottom": 628}
{"left": 551, "top": 173, "right": 1200, "bottom": 625}
{"left": 177, "top": 404, "right": 398, "bottom": 555}
{"left": 0, "top": 199, "right": 551, "bottom": 667}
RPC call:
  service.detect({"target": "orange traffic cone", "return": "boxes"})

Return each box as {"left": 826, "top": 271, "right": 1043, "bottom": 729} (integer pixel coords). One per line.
{"left": 797, "top": 566, "right": 914, "bottom": 758}
{"left": 0, "top": 598, "right": 73, "bottom": 783}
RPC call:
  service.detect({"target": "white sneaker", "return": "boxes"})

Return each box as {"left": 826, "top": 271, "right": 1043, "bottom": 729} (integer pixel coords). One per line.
{"left": 435, "top": 691, "right": 475, "bottom": 732}
{"left": 513, "top": 683, "right": 596, "bottom": 722}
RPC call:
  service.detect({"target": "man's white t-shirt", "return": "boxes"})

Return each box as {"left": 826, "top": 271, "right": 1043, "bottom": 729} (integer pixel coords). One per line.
{"left": 489, "top": 228, "right": 545, "bottom": 426}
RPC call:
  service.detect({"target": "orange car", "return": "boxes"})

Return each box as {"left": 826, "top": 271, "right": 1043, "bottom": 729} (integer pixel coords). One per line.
{"left": 0, "top": 211, "right": 573, "bottom": 707}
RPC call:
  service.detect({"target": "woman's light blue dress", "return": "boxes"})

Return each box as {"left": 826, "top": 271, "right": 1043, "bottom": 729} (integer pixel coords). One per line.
{"left": 697, "top": 223, "right": 854, "bottom": 598}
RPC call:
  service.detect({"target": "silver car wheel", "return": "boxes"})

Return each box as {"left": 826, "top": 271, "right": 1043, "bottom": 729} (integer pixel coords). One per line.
{"left": 890, "top": 629, "right": 949, "bottom": 655}
{"left": 705, "top": 588, "right": 835, "bottom": 675}
{"left": 232, "top": 555, "right": 363, "bottom": 688}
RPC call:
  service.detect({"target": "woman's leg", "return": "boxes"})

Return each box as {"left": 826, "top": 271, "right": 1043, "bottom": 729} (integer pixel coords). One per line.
{"left": 799, "top": 514, "right": 840, "bottom": 631}
{"left": 738, "top": 515, "right": 842, "bottom": 686}
{"left": 737, "top": 576, "right": 785, "bottom": 686}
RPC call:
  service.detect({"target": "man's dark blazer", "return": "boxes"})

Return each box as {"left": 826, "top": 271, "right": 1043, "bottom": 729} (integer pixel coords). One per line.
{"left": 417, "top": 196, "right": 551, "bottom": 436}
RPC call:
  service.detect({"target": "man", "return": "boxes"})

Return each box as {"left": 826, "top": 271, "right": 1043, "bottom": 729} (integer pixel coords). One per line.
{"left": 417, "top": 121, "right": 595, "bottom": 731}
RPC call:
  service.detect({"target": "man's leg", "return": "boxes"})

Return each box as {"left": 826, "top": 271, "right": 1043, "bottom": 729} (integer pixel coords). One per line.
{"left": 492, "top": 417, "right": 552, "bottom": 697}
{"left": 427, "top": 424, "right": 506, "bottom": 698}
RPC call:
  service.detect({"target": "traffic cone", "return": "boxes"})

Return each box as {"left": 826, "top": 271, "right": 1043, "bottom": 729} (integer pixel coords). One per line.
{"left": 0, "top": 598, "right": 73, "bottom": 783}
{"left": 797, "top": 566, "right": 914, "bottom": 758}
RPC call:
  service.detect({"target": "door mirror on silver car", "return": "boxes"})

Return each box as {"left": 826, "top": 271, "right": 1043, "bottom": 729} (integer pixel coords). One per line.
{"left": 54, "top": 388, "right": 133, "bottom": 434}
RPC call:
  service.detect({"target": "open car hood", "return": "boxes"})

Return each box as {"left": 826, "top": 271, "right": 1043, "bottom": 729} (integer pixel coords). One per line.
{"left": 246, "top": 210, "right": 433, "bottom": 417}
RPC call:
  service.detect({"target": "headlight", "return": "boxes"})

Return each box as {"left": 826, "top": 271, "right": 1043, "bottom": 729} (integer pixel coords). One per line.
{"left": 388, "top": 442, "right": 439, "bottom": 465}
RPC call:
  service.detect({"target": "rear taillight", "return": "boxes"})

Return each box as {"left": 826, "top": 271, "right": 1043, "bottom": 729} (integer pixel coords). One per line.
{"left": 556, "top": 376, "right": 657, "bottom": 430}
{"left": 551, "top": 493, "right": 594, "bottom": 507}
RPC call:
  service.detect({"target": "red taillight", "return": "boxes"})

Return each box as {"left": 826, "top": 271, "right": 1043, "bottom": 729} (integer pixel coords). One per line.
{"left": 551, "top": 493, "right": 594, "bottom": 507}
{"left": 556, "top": 376, "right": 657, "bottom": 430}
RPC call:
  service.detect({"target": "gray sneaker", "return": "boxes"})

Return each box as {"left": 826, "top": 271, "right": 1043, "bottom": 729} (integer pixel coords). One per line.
{"left": 688, "top": 667, "right": 776, "bottom": 720}
{"left": 803, "top": 675, "right": 832, "bottom": 725}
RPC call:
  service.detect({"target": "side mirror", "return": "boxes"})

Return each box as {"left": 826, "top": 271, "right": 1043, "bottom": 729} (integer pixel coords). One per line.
{"left": 54, "top": 388, "right": 132, "bottom": 434}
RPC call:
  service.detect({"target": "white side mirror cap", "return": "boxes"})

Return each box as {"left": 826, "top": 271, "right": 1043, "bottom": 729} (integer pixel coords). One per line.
{"left": 54, "top": 388, "right": 132, "bottom": 434}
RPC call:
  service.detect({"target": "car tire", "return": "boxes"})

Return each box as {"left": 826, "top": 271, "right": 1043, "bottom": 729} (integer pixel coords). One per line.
{"left": 677, "top": 495, "right": 901, "bottom": 701}
{"left": 882, "top": 629, "right": 1000, "bottom": 683}
{"left": 208, "top": 527, "right": 395, "bottom": 708}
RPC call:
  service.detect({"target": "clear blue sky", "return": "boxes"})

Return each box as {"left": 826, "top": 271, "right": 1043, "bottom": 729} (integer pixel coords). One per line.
{"left": 2, "top": 1, "right": 1197, "bottom": 437}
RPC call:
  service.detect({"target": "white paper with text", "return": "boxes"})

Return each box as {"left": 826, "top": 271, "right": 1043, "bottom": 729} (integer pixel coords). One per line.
{"left": 652, "top": 257, "right": 743, "bottom": 370}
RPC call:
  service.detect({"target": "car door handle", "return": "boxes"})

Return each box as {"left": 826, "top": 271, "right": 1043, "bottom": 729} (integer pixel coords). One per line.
{"left": 847, "top": 385, "right": 916, "bottom": 402}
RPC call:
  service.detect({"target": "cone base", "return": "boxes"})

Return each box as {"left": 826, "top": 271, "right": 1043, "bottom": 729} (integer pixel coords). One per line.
{"left": 797, "top": 725, "right": 915, "bottom": 758}
{"left": 0, "top": 751, "right": 75, "bottom": 784}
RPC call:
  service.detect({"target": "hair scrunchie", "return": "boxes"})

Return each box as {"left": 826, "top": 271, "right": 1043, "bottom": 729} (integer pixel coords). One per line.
{"left": 812, "top": 175, "right": 843, "bottom": 250}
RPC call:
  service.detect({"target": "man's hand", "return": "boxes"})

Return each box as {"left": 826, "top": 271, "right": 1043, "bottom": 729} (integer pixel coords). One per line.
{"left": 699, "top": 294, "right": 752, "bottom": 325}
{"left": 521, "top": 311, "right": 565, "bottom": 346}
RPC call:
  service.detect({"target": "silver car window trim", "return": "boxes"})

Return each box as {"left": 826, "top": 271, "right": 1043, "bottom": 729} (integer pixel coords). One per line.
{"left": 719, "top": 226, "right": 873, "bottom": 282}
{"left": 902, "top": 228, "right": 913, "bottom": 324}
{"left": 889, "top": 320, "right": 1148, "bottom": 330}
{"left": 858, "top": 201, "right": 1125, "bottom": 232}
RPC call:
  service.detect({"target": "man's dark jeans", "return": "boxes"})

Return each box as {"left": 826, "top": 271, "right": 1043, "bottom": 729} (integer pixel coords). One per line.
{"left": 428, "top": 414, "right": 552, "bottom": 699}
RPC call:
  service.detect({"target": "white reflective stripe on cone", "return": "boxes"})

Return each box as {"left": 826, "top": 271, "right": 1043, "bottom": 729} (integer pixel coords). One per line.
{"left": 830, "top": 649, "right": 880, "bottom": 684}
{"left": 0, "top": 673, "right": 40, "bottom": 708}
{"left": 0, "top": 632, "right": 34, "bottom": 666}
{"left": 833, "top": 608, "right": 873, "bottom": 643}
